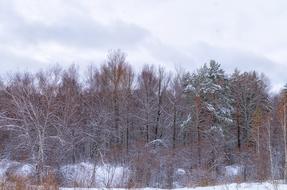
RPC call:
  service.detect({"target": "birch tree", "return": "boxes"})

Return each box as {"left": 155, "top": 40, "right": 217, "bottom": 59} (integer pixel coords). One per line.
{"left": 0, "top": 69, "right": 63, "bottom": 183}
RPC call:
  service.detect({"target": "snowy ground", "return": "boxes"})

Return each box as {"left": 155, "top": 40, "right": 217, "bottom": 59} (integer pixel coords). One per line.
{"left": 60, "top": 182, "right": 287, "bottom": 190}
{"left": 1, "top": 159, "right": 287, "bottom": 189}
{"left": 0, "top": 159, "right": 129, "bottom": 187}
{"left": 0, "top": 159, "right": 34, "bottom": 179}
{"left": 60, "top": 162, "right": 129, "bottom": 187}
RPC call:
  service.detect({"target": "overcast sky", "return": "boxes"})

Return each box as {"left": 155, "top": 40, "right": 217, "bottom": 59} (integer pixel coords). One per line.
{"left": 0, "top": 0, "right": 286, "bottom": 92}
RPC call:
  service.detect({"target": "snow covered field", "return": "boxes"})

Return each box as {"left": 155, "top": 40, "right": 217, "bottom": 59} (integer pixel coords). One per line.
{"left": 60, "top": 182, "right": 287, "bottom": 190}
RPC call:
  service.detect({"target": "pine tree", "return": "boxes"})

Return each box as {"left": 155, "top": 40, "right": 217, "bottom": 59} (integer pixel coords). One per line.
{"left": 183, "top": 60, "right": 233, "bottom": 169}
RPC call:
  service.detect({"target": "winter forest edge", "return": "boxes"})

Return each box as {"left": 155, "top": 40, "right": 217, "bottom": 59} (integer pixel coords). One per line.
{"left": 0, "top": 49, "right": 286, "bottom": 188}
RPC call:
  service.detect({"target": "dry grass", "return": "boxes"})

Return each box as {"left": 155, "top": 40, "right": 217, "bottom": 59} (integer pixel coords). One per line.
{"left": 0, "top": 172, "right": 59, "bottom": 190}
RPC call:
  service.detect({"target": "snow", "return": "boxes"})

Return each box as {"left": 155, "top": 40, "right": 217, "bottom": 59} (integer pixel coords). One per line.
{"left": 209, "top": 126, "right": 223, "bottom": 136}
{"left": 0, "top": 159, "right": 129, "bottom": 187}
{"left": 60, "top": 182, "right": 287, "bottom": 190}
{"left": 15, "top": 164, "right": 34, "bottom": 177}
{"left": 175, "top": 168, "right": 186, "bottom": 175}
{"left": 146, "top": 139, "right": 168, "bottom": 148}
{"left": 180, "top": 114, "right": 191, "bottom": 128}
{"left": 0, "top": 159, "right": 35, "bottom": 179}
{"left": 0, "top": 159, "right": 16, "bottom": 179}
{"left": 206, "top": 103, "right": 215, "bottom": 112}
{"left": 61, "top": 162, "right": 93, "bottom": 186}
{"left": 219, "top": 107, "right": 231, "bottom": 115}
{"left": 184, "top": 85, "right": 196, "bottom": 93}
{"left": 225, "top": 165, "right": 243, "bottom": 176}
{"left": 212, "top": 84, "right": 222, "bottom": 91}
{"left": 1, "top": 159, "right": 286, "bottom": 190}
{"left": 60, "top": 162, "right": 129, "bottom": 187}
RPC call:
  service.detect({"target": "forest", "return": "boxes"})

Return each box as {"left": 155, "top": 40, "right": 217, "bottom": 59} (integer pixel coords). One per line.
{"left": 0, "top": 49, "right": 286, "bottom": 188}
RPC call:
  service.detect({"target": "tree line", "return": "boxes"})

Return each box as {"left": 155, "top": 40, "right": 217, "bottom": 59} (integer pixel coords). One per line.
{"left": 0, "top": 49, "right": 287, "bottom": 187}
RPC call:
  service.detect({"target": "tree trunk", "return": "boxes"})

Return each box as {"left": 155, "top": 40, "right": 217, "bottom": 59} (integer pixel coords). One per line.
{"left": 155, "top": 77, "right": 162, "bottom": 140}
{"left": 37, "top": 129, "right": 45, "bottom": 184}
{"left": 113, "top": 91, "right": 120, "bottom": 144}
{"left": 195, "top": 96, "right": 201, "bottom": 168}
{"left": 172, "top": 103, "right": 177, "bottom": 149}
{"left": 146, "top": 93, "right": 149, "bottom": 143}
{"left": 236, "top": 105, "right": 241, "bottom": 151}
{"left": 267, "top": 118, "right": 274, "bottom": 180}
{"left": 126, "top": 113, "right": 129, "bottom": 154}
{"left": 72, "top": 129, "right": 76, "bottom": 164}
{"left": 90, "top": 149, "right": 97, "bottom": 187}
{"left": 256, "top": 123, "right": 260, "bottom": 180}
{"left": 284, "top": 104, "right": 287, "bottom": 183}
{"left": 257, "top": 126, "right": 260, "bottom": 156}
{"left": 146, "top": 113, "right": 149, "bottom": 143}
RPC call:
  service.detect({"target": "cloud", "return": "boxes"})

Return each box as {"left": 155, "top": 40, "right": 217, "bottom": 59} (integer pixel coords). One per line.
{"left": 0, "top": 0, "right": 286, "bottom": 93}
{"left": 0, "top": 0, "right": 151, "bottom": 75}
{"left": 1, "top": 18, "right": 149, "bottom": 50}
{"left": 0, "top": 48, "right": 42, "bottom": 74}
{"left": 0, "top": 1, "right": 149, "bottom": 50}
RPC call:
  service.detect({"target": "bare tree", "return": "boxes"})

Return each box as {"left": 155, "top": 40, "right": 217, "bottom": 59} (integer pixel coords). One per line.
{"left": 56, "top": 65, "right": 83, "bottom": 164}
{"left": 0, "top": 68, "right": 63, "bottom": 183}
{"left": 98, "top": 50, "right": 132, "bottom": 148}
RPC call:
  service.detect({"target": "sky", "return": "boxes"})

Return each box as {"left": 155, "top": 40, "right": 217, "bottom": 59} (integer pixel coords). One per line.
{"left": 0, "top": 0, "right": 286, "bottom": 92}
